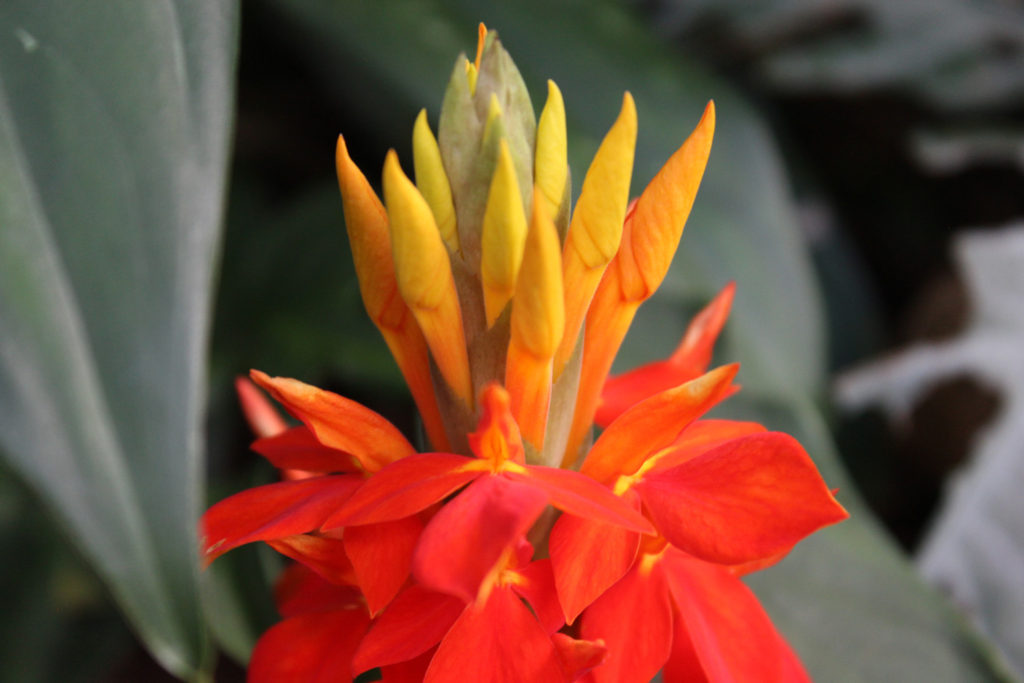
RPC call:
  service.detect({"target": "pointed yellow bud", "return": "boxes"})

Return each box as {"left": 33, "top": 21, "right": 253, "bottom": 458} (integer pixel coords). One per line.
{"left": 507, "top": 192, "right": 565, "bottom": 448}
{"left": 382, "top": 150, "right": 473, "bottom": 407}
{"left": 465, "top": 60, "right": 479, "bottom": 95}
{"left": 481, "top": 139, "right": 528, "bottom": 327}
{"left": 554, "top": 92, "right": 638, "bottom": 376}
{"left": 483, "top": 93, "right": 504, "bottom": 143}
{"left": 413, "top": 110, "right": 459, "bottom": 254}
{"left": 534, "top": 80, "right": 568, "bottom": 222}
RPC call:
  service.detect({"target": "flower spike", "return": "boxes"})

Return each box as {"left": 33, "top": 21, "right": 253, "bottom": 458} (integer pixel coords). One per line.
{"left": 383, "top": 149, "right": 474, "bottom": 408}
{"left": 554, "top": 92, "right": 637, "bottom": 377}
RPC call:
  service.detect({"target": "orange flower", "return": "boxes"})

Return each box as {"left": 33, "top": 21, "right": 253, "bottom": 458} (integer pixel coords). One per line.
{"left": 200, "top": 24, "right": 847, "bottom": 683}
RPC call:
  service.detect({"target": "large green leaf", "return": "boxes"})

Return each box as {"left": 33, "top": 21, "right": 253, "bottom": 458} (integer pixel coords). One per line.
{"left": 258, "top": 0, "right": 1011, "bottom": 679}
{"left": 0, "top": 1, "right": 238, "bottom": 677}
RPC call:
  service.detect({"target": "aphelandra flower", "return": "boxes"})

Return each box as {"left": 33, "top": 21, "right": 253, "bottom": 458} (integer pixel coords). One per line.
{"left": 201, "top": 25, "right": 848, "bottom": 683}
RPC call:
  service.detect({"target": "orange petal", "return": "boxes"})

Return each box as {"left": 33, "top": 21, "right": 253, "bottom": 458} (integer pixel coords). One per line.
{"left": 425, "top": 586, "right": 565, "bottom": 683}
{"left": 353, "top": 585, "right": 462, "bottom": 674}
{"left": 635, "top": 432, "right": 849, "bottom": 565}
{"left": 412, "top": 476, "right": 548, "bottom": 604}
{"left": 325, "top": 453, "right": 479, "bottom": 528}
{"left": 579, "top": 559, "right": 674, "bottom": 683}
{"left": 267, "top": 533, "right": 357, "bottom": 587}
{"left": 251, "top": 425, "right": 358, "bottom": 473}
{"left": 548, "top": 493, "right": 641, "bottom": 623}
{"left": 344, "top": 516, "right": 424, "bottom": 615}
{"left": 248, "top": 609, "right": 370, "bottom": 683}
{"left": 235, "top": 376, "right": 288, "bottom": 438}
{"left": 552, "top": 633, "right": 608, "bottom": 682}
{"left": 251, "top": 370, "right": 416, "bottom": 473}
{"left": 662, "top": 550, "right": 811, "bottom": 682}
{"left": 200, "top": 476, "right": 361, "bottom": 564}
{"left": 596, "top": 283, "right": 734, "bottom": 426}
{"left": 508, "top": 466, "right": 653, "bottom": 533}
{"left": 510, "top": 559, "right": 564, "bottom": 634}
{"left": 273, "top": 563, "right": 363, "bottom": 618}
{"left": 580, "top": 364, "right": 738, "bottom": 484}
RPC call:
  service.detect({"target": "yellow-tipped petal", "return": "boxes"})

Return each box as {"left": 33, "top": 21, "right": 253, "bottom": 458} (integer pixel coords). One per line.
{"left": 335, "top": 136, "right": 449, "bottom": 450}
{"left": 481, "top": 139, "right": 528, "bottom": 327}
{"left": 413, "top": 109, "right": 459, "bottom": 254}
{"left": 553, "top": 92, "right": 637, "bottom": 375}
{"left": 383, "top": 150, "right": 473, "bottom": 407}
{"left": 535, "top": 80, "right": 568, "bottom": 222}
{"left": 617, "top": 101, "right": 715, "bottom": 302}
{"left": 507, "top": 193, "right": 565, "bottom": 447}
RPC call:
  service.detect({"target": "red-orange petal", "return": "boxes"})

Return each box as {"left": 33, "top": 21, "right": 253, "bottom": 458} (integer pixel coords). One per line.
{"left": 579, "top": 560, "right": 674, "bottom": 683}
{"left": 252, "top": 425, "right": 358, "bottom": 473}
{"left": 267, "top": 533, "right": 357, "bottom": 587}
{"left": 324, "top": 453, "right": 479, "bottom": 528}
{"left": 642, "top": 419, "right": 767, "bottom": 476}
{"left": 248, "top": 609, "right": 370, "bottom": 683}
{"left": 662, "top": 550, "right": 811, "bottom": 682}
{"left": 552, "top": 633, "right": 608, "bottom": 681}
{"left": 235, "top": 376, "right": 288, "bottom": 438}
{"left": 596, "top": 283, "right": 734, "bottom": 426}
{"left": 425, "top": 586, "right": 566, "bottom": 683}
{"left": 251, "top": 370, "right": 416, "bottom": 473}
{"left": 200, "top": 475, "right": 361, "bottom": 564}
{"left": 635, "top": 432, "right": 849, "bottom": 565}
{"left": 379, "top": 649, "right": 437, "bottom": 683}
{"left": 353, "top": 584, "right": 463, "bottom": 674}
{"left": 509, "top": 466, "right": 653, "bottom": 534}
{"left": 548, "top": 491, "right": 642, "bottom": 623}
{"left": 413, "top": 476, "right": 548, "bottom": 604}
{"left": 344, "top": 516, "right": 424, "bottom": 615}
{"left": 580, "top": 364, "right": 738, "bottom": 484}
{"left": 511, "top": 559, "right": 564, "bottom": 634}
{"left": 274, "top": 563, "right": 363, "bottom": 618}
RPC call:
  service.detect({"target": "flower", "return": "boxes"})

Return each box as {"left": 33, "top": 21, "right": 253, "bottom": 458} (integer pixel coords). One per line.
{"left": 201, "top": 24, "right": 848, "bottom": 683}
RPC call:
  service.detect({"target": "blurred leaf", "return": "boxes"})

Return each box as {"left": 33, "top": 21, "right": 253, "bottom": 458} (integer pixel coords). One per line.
{"left": 259, "top": 0, "right": 1014, "bottom": 679}
{"left": 649, "top": 0, "right": 1024, "bottom": 112}
{"left": 0, "top": 1, "right": 238, "bottom": 677}
{"left": 838, "top": 224, "right": 1024, "bottom": 676}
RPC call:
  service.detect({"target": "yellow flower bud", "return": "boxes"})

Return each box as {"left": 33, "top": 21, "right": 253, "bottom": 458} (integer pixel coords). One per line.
{"left": 382, "top": 150, "right": 473, "bottom": 407}
{"left": 534, "top": 80, "right": 568, "bottom": 223}
{"left": 413, "top": 109, "right": 459, "bottom": 254}
{"left": 480, "top": 139, "right": 528, "bottom": 327}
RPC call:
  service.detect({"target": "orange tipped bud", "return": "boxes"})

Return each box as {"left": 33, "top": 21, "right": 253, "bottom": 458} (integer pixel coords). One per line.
{"left": 554, "top": 92, "right": 637, "bottom": 376}
{"left": 615, "top": 100, "right": 715, "bottom": 302}
{"left": 383, "top": 150, "right": 473, "bottom": 407}
{"left": 336, "top": 136, "right": 450, "bottom": 450}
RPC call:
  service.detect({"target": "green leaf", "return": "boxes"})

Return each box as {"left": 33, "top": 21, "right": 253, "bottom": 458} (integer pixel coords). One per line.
{"left": 0, "top": 1, "right": 238, "bottom": 677}
{"left": 260, "top": 0, "right": 1013, "bottom": 679}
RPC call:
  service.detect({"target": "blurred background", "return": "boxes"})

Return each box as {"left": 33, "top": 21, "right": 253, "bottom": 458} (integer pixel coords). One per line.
{"left": 1, "top": 0, "right": 1023, "bottom": 680}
